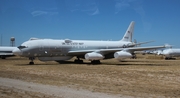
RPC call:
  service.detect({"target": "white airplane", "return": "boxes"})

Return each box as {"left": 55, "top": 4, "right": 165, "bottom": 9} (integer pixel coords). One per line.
{"left": 12, "top": 21, "right": 166, "bottom": 64}
{"left": 0, "top": 46, "right": 17, "bottom": 59}
{"left": 156, "top": 48, "right": 180, "bottom": 60}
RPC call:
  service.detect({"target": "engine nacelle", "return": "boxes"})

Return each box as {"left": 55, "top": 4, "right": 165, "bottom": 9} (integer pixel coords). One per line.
{"left": 114, "top": 51, "right": 132, "bottom": 59}
{"left": 85, "top": 52, "right": 104, "bottom": 61}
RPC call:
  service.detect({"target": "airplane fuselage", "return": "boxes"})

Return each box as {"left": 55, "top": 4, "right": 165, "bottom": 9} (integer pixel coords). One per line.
{"left": 16, "top": 39, "right": 132, "bottom": 58}
{"left": 0, "top": 46, "right": 17, "bottom": 59}
{"left": 163, "top": 49, "right": 180, "bottom": 58}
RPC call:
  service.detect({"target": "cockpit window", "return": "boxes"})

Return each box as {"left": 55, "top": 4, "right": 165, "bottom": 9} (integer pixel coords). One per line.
{"left": 18, "top": 46, "right": 27, "bottom": 49}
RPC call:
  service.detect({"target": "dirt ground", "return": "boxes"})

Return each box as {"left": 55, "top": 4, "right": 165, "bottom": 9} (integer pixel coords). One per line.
{"left": 0, "top": 55, "right": 180, "bottom": 98}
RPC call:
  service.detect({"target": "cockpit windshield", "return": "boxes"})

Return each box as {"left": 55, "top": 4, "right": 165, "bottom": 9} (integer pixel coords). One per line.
{"left": 18, "top": 46, "right": 27, "bottom": 49}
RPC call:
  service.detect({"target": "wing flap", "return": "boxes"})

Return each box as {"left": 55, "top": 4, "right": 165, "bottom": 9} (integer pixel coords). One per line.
{"left": 124, "top": 45, "right": 166, "bottom": 53}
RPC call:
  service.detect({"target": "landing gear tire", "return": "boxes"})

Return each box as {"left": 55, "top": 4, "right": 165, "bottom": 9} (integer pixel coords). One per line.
{"left": 56, "top": 61, "right": 65, "bottom": 64}
{"left": 1, "top": 56, "right": 6, "bottom": 59}
{"left": 165, "top": 57, "right": 169, "bottom": 60}
{"left": 91, "top": 60, "right": 101, "bottom": 64}
{"left": 132, "top": 54, "right": 137, "bottom": 59}
{"left": 74, "top": 57, "right": 84, "bottom": 64}
{"left": 74, "top": 59, "right": 83, "bottom": 64}
{"left": 165, "top": 57, "right": 176, "bottom": 60}
{"left": 29, "top": 62, "right": 34, "bottom": 65}
{"left": 29, "top": 57, "right": 35, "bottom": 65}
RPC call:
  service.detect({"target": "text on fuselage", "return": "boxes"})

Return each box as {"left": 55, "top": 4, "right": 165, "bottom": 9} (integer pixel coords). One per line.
{"left": 62, "top": 42, "right": 84, "bottom": 45}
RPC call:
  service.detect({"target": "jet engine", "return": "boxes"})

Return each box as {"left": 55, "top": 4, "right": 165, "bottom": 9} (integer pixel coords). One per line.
{"left": 85, "top": 52, "right": 104, "bottom": 61}
{"left": 114, "top": 51, "right": 132, "bottom": 59}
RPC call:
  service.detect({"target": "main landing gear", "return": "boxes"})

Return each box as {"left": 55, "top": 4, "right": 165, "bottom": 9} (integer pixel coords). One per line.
{"left": 74, "top": 57, "right": 101, "bottom": 64}
{"left": 131, "top": 53, "right": 137, "bottom": 59}
{"left": 165, "top": 57, "right": 176, "bottom": 60}
{"left": 29, "top": 57, "right": 35, "bottom": 65}
{"left": 1, "top": 56, "right": 6, "bottom": 59}
{"left": 74, "top": 57, "right": 84, "bottom": 64}
{"left": 91, "top": 60, "right": 101, "bottom": 64}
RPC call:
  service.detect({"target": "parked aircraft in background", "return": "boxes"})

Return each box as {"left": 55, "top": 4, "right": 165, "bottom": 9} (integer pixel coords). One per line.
{"left": 12, "top": 21, "right": 166, "bottom": 64}
{"left": 0, "top": 46, "right": 17, "bottom": 59}
{"left": 155, "top": 48, "right": 180, "bottom": 60}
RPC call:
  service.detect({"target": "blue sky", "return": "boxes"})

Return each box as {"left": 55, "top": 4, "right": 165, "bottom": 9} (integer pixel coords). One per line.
{"left": 0, "top": 0, "right": 180, "bottom": 47}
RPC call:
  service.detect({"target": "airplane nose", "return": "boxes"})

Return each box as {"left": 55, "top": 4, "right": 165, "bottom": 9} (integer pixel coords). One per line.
{"left": 13, "top": 48, "right": 22, "bottom": 56}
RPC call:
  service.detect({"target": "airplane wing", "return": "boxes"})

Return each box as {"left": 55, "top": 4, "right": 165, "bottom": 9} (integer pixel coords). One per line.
{"left": 0, "top": 53, "right": 14, "bottom": 55}
{"left": 127, "top": 40, "right": 154, "bottom": 47}
{"left": 133, "top": 40, "right": 154, "bottom": 46}
{"left": 68, "top": 49, "right": 120, "bottom": 56}
{"left": 68, "top": 45, "right": 167, "bottom": 56}
{"left": 123, "top": 45, "right": 166, "bottom": 53}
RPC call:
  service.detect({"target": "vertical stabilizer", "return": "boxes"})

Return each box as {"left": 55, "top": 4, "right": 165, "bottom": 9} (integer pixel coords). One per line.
{"left": 121, "top": 21, "right": 135, "bottom": 42}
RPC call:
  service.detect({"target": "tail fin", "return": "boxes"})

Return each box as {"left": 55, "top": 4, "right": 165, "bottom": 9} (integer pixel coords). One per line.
{"left": 121, "top": 21, "right": 135, "bottom": 42}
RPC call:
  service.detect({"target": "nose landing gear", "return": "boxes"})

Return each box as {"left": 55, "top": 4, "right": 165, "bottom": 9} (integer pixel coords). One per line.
{"left": 29, "top": 57, "right": 35, "bottom": 65}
